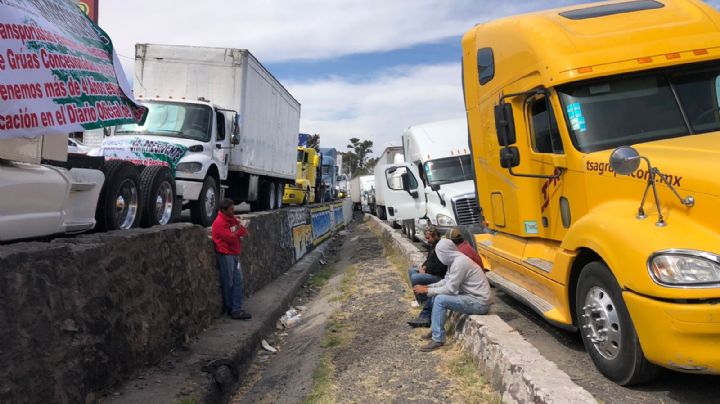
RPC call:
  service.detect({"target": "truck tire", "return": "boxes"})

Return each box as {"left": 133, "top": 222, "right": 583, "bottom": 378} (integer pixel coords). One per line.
{"left": 303, "top": 187, "right": 311, "bottom": 205}
{"left": 575, "top": 261, "right": 658, "bottom": 385}
{"left": 276, "top": 182, "right": 283, "bottom": 209}
{"left": 408, "top": 220, "right": 417, "bottom": 241}
{"left": 97, "top": 161, "right": 142, "bottom": 231}
{"left": 258, "top": 181, "right": 276, "bottom": 210}
{"left": 140, "top": 166, "right": 177, "bottom": 227}
{"left": 190, "top": 176, "right": 219, "bottom": 227}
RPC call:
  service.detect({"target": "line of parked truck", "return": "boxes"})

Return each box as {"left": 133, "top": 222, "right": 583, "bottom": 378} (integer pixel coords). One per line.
{"left": 349, "top": 118, "right": 485, "bottom": 241}
{"left": 0, "top": 3, "right": 347, "bottom": 242}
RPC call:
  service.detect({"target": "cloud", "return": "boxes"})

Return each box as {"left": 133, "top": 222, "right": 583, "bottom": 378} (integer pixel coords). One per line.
{"left": 286, "top": 63, "right": 464, "bottom": 152}
{"left": 100, "top": 0, "right": 587, "bottom": 64}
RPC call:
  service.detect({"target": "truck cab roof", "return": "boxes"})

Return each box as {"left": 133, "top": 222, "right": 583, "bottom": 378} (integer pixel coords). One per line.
{"left": 463, "top": 0, "right": 720, "bottom": 91}
{"left": 403, "top": 118, "right": 469, "bottom": 163}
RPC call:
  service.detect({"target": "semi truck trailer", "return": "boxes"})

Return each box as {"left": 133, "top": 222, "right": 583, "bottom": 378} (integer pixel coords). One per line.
{"left": 94, "top": 44, "right": 301, "bottom": 226}
{"left": 381, "top": 118, "right": 483, "bottom": 241}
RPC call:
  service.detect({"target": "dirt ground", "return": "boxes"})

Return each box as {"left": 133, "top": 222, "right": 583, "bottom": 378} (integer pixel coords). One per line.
{"left": 231, "top": 219, "right": 498, "bottom": 404}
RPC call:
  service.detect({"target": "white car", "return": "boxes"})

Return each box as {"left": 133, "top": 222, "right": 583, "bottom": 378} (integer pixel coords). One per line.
{"left": 68, "top": 138, "right": 91, "bottom": 154}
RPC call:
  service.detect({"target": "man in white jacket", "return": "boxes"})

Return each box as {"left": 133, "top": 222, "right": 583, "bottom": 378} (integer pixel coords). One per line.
{"left": 412, "top": 239, "right": 492, "bottom": 352}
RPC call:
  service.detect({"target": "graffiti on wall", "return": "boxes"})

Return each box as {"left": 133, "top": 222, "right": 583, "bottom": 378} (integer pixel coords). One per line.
{"left": 286, "top": 207, "right": 311, "bottom": 261}
{"left": 311, "top": 206, "right": 333, "bottom": 245}
{"left": 292, "top": 225, "right": 313, "bottom": 259}
{"left": 332, "top": 203, "right": 344, "bottom": 230}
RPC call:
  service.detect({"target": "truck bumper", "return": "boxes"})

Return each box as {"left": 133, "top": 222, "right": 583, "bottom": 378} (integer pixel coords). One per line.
{"left": 176, "top": 180, "right": 203, "bottom": 201}
{"left": 283, "top": 185, "right": 306, "bottom": 204}
{"left": 624, "top": 290, "right": 720, "bottom": 373}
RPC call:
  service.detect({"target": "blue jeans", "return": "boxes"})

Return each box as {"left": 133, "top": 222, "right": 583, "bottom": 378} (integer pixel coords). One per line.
{"left": 429, "top": 294, "right": 489, "bottom": 343}
{"left": 217, "top": 253, "right": 244, "bottom": 314}
{"left": 408, "top": 267, "right": 442, "bottom": 319}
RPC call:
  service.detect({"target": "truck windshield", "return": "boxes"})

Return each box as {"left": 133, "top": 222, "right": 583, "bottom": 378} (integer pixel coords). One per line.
{"left": 558, "top": 63, "right": 720, "bottom": 152}
{"left": 115, "top": 101, "right": 212, "bottom": 142}
{"left": 423, "top": 155, "right": 473, "bottom": 186}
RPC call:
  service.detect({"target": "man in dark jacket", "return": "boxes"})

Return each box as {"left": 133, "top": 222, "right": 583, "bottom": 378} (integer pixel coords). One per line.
{"left": 211, "top": 198, "right": 251, "bottom": 320}
{"left": 407, "top": 226, "right": 447, "bottom": 327}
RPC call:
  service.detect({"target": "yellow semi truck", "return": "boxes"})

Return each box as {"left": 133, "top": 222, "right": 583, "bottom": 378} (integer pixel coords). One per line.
{"left": 462, "top": 0, "right": 720, "bottom": 385}
{"left": 283, "top": 146, "right": 320, "bottom": 205}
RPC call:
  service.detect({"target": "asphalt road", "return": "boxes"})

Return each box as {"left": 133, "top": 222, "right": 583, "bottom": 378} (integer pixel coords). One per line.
{"left": 390, "top": 226, "right": 720, "bottom": 404}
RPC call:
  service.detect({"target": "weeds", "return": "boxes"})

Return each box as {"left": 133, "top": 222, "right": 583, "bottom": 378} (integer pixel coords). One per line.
{"left": 303, "top": 355, "right": 335, "bottom": 404}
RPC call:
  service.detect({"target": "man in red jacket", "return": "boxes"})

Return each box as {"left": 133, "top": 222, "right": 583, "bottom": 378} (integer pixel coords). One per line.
{"left": 212, "top": 198, "right": 251, "bottom": 320}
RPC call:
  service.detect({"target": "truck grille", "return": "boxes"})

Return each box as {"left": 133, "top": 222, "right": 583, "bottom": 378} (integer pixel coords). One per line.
{"left": 452, "top": 195, "right": 482, "bottom": 225}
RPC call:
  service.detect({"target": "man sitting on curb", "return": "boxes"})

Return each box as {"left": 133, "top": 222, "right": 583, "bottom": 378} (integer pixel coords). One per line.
{"left": 407, "top": 226, "right": 447, "bottom": 328}
{"left": 413, "top": 239, "right": 491, "bottom": 352}
{"left": 446, "top": 228, "right": 486, "bottom": 271}
{"left": 212, "top": 198, "right": 252, "bottom": 320}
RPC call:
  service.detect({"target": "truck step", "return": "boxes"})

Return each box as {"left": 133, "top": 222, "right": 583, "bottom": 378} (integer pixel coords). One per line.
{"left": 487, "top": 271, "right": 554, "bottom": 314}
{"left": 70, "top": 182, "right": 98, "bottom": 192}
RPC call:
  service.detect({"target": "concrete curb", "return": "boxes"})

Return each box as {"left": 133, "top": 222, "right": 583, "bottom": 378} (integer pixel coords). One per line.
{"left": 112, "top": 239, "right": 335, "bottom": 404}
{"left": 366, "top": 215, "right": 597, "bottom": 404}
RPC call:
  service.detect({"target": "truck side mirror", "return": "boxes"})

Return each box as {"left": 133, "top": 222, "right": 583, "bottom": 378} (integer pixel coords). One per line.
{"left": 430, "top": 184, "right": 440, "bottom": 192}
{"left": 494, "top": 103, "right": 516, "bottom": 146}
{"left": 231, "top": 134, "right": 240, "bottom": 145}
{"left": 609, "top": 146, "right": 641, "bottom": 175}
{"left": 500, "top": 146, "right": 520, "bottom": 168}
{"left": 233, "top": 114, "right": 241, "bottom": 135}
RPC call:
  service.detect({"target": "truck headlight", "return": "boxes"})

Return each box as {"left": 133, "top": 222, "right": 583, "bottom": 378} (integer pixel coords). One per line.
{"left": 436, "top": 214, "right": 456, "bottom": 227}
{"left": 176, "top": 162, "right": 203, "bottom": 173}
{"left": 648, "top": 250, "right": 720, "bottom": 286}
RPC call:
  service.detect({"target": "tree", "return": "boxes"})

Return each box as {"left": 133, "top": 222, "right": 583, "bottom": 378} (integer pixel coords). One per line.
{"left": 345, "top": 137, "right": 374, "bottom": 176}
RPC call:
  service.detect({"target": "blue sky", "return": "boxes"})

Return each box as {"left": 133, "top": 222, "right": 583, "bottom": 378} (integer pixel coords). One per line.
{"left": 100, "top": 0, "right": 720, "bottom": 153}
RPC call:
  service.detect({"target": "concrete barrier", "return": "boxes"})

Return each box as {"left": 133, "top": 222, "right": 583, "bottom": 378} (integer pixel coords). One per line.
{"left": 0, "top": 199, "right": 352, "bottom": 404}
{"left": 366, "top": 215, "right": 597, "bottom": 404}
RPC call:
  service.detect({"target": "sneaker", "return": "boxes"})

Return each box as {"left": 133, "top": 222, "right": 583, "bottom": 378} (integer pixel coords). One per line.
{"left": 419, "top": 340, "right": 444, "bottom": 352}
{"left": 231, "top": 311, "right": 252, "bottom": 320}
{"left": 421, "top": 331, "right": 432, "bottom": 340}
{"left": 406, "top": 317, "right": 430, "bottom": 328}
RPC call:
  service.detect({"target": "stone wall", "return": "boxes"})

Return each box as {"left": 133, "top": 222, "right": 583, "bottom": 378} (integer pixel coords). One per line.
{"left": 0, "top": 199, "right": 353, "bottom": 404}
{"left": 0, "top": 224, "right": 220, "bottom": 404}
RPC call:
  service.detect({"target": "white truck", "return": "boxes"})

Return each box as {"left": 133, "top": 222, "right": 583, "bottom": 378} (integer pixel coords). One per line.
{"left": 381, "top": 119, "right": 483, "bottom": 240}
{"left": 94, "top": 44, "right": 301, "bottom": 226}
{"left": 0, "top": 1, "right": 161, "bottom": 242}
{"left": 349, "top": 175, "right": 375, "bottom": 212}
{"left": 373, "top": 146, "right": 404, "bottom": 220}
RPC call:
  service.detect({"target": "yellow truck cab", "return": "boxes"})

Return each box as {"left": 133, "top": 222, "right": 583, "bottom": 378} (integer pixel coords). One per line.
{"left": 284, "top": 147, "right": 320, "bottom": 205}
{"left": 463, "top": 0, "right": 720, "bottom": 385}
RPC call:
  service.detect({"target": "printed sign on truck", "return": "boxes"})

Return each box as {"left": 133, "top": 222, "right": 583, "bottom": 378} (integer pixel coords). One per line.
{"left": 0, "top": 0, "right": 146, "bottom": 139}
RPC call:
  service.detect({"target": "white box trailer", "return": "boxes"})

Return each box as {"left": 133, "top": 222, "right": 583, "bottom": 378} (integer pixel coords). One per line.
{"left": 95, "top": 44, "right": 301, "bottom": 225}
{"left": 349, "top": 175, "right": 375, "bottom": 212}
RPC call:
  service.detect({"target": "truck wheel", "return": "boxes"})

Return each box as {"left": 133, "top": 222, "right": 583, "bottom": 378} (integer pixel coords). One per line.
{"left": 258, "top": 181, "right": 276, "bottom": 210}
{"left": 140, "top": 166, "right": 176, "bottom": 227}
{"left": 303, "top": 187, "right": 311, "bottom": 205}
{"left": 408, "top": 221, "right": 417, "bottom": 241}
{"left": 576, "top": 261, "right": 658, "bottom": 385}
{"left": 276, "top": 182, "right": 283, "bottom": 209}
{"left": 97, "top": 161, "right": 142, "bottom": 231}
{"left": 190, "top": 176, "right": 219, "bottom": 227}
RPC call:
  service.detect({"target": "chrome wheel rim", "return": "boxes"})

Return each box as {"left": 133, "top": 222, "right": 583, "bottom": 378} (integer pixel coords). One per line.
{"left": 268, "top": 184, "right": 276, "bottom": 210}
{"left": 155, "top": 181, "right": 174, "bottom": 224}
{"left": 204, "top": 185, "right": 216, "bottom": 219}
{"left": 115, "top": 179, "right": 139, "bottom": 229}
{"left": 581, "top": 286, "right": 622, "bottom": 360}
